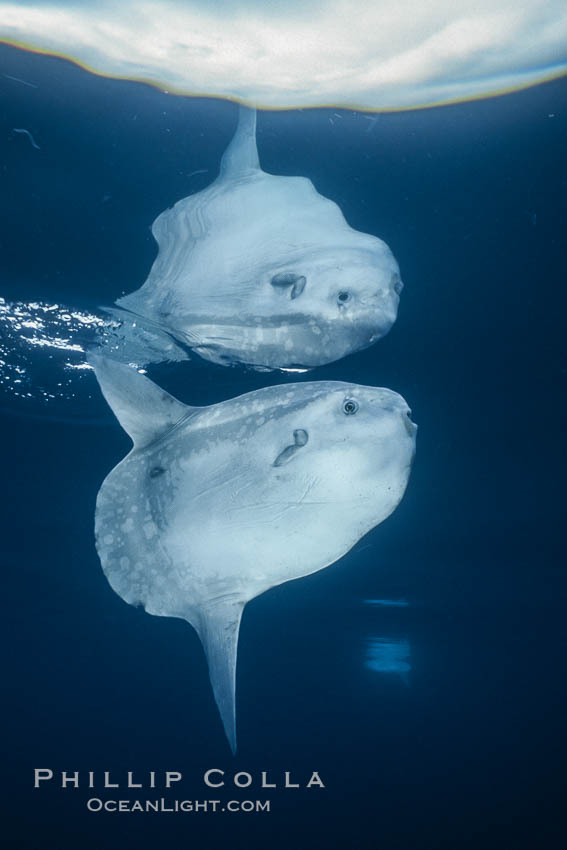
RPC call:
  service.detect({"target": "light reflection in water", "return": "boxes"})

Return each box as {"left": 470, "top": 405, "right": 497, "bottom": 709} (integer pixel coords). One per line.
{"left": 0, "top": 298, "right": 160, "bottom": 408}
{"left": 1, "top": 2, "right": 566, "bottom": 110}
{"left": 365, "top": 637, "right": 411, "bottom": 683}
{"left": 0, "top": 297, "right": 101, "bottom": 404}
{"left": 364, "top": 598, "right": 409, "bottom": 608}
{"left": 0, "top": 296, "right": 161, "bottom": 422}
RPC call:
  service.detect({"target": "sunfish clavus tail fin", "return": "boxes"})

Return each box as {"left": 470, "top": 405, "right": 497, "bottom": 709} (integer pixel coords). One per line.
{"left": 196, "top": 601, "right": 245, "bottom": 754}
{"left": 219, "top": 105, "right": 259, "bottom": 179}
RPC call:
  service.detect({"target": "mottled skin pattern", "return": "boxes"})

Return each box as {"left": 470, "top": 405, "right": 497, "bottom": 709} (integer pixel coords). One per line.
{"left": 96, "top": 380, "right": 415, "bottom": 614}
{"left": 93, "top": 359, "right": 416, "bottom": 751}
{"left": 116, "top": 108, "right": 403, "bottom": 369}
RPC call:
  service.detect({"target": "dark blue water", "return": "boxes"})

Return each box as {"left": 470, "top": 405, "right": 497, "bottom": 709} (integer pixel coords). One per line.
{"left": 2, "top": 43, "right": 566, "bottom": 850}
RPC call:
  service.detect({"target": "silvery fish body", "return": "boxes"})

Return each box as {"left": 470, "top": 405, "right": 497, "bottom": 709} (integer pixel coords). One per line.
{"left": 92, "top": 356, "right": 416, "bottom": 751}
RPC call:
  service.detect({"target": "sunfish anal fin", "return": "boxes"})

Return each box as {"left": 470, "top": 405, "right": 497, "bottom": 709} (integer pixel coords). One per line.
{"left": 219, "top": 106, "right": 259, "bottom": 180}
{"left": 89, "top": 354, "right": 193, "bottom": 450}
{"left": 196, "top": 601, "right": 244, "bottom": 755}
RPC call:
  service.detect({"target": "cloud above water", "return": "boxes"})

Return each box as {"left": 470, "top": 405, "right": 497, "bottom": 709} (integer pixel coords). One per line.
{"left": 1, "top": 0, "right": 566, "bottom": 108}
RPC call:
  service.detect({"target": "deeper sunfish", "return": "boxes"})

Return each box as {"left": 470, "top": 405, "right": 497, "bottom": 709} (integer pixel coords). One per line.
{"left": 92, "top": 356, "right": 416, "bottom": 750}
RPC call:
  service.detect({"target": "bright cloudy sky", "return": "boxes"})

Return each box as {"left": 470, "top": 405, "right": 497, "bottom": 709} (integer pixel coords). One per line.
{"left": 1, "top": 0, "right": 566, "bottom": 108}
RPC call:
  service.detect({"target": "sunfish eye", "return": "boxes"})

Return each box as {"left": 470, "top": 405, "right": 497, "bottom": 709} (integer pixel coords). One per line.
{"left": 337, "top": 290, "right": 351, "bottom": 304}
{"left": 342, "top": 398, "right": 358, "bottom": 415}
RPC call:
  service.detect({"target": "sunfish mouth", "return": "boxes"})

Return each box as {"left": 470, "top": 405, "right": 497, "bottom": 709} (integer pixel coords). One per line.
{"left": 403, "top": 409, "right": 418, "bottom": 436}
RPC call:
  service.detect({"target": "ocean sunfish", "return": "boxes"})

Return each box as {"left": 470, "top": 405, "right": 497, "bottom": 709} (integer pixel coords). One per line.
{"left": 92, "top": 356, "right": 416, "bottom": 751}
{"left": 114, "top": 107, "right": 403, "bottom": 370}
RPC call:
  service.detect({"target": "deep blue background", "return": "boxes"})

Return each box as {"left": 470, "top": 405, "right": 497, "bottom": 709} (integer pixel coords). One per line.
{"left": 1, "top": 43, "right": 566, "bottom": 849}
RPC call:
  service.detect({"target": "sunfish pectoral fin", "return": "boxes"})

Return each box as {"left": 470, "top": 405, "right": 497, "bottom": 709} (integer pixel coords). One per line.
{"left": 270, "top": 273, "right": 306, "bottom": 300}
{"left": 273, "top": 428, "right": 309, "bottom": 467}
{"left": 219, "top": 105, "right": 259, "bottom": 180}
{"left": 196, "top": 601, "right": 245, "bottom": 754}
{"left": 89, "top": 354, "right": 194, "bottom": 449}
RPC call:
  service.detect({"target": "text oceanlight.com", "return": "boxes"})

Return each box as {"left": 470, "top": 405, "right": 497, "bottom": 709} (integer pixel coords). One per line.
{"left": 86, "top": 798, "right": 270, "bottom": 813}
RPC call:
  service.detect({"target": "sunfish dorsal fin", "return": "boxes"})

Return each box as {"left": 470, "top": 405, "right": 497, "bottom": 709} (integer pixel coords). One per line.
{"left": 89, "top": 354, "right": 191, "bottom": 449}
{"left": 219, "top": 105, "right": 259, "bottom": 179}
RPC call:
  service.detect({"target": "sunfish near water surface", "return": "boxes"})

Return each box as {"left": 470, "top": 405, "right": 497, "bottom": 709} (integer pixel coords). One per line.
{"left": 114, "top": 107, "right": 403, "bottom": 370}
{"left": 92, "top": 356, "right": 416, "bottom": 750}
